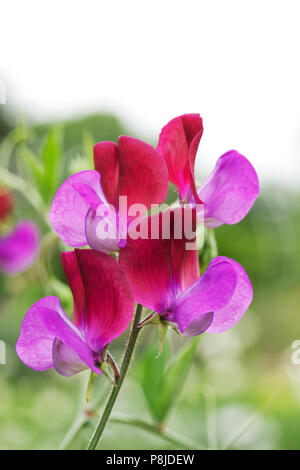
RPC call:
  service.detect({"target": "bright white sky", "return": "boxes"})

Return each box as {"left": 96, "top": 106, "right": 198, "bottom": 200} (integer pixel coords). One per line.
{"left": 1, "top": 0, "right": 300, "bottom": 188}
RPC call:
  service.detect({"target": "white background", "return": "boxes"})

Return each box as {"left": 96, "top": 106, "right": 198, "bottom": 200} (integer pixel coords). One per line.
{"left": 1, "top": 0, "right": 299, "bottom": 187}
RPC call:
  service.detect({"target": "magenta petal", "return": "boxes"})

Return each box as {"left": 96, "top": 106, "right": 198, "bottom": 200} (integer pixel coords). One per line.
{"left": 16, "top": 296, "right": 101, "bottom": 375}
{"left": 0, "top": 221, "right": 40, "bottom": 275}
{"left": 49, "top": 170, "right": 105, "bottom": 247}
{"left": 119, "top": 208, "right": 199, "bottom": 313}
{"left": 206, "top": 257, "right": 253, "bottom": 334}
{"left": 198, "top": 150, "right": 260, "bottom": 227}
{"left": 173, "top": 260, "right": 237, "bottom": 336}
{"left": 62, "top": 249, "right": 134, "bottom": 353}
{"left": 157, "top": 114, "right": 203, "bottom": 201}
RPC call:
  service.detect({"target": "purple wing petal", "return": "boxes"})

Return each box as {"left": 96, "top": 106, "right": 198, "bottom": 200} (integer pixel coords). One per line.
{"left": 52, "top": 339, "right": 90, "bottom": 377}
{"left": 198, "top": 151, "right": 260, "bottom": 227}
{"left": 173, "top": 260, "right": 237, "bottom": 336}
{"left": 206, "top": 256, "right": 253, "bottom": 334}
{"left": 16, "top": 296, "right": 101, "bottom": 376}
{"left": 85, "top": 206, "right": 122, "bottom": 253}
{"left": 0, "top": 221, "right": 40, "bottom": 275}
{"left": 49, "top": 170, "right": 105, "bottom": 247}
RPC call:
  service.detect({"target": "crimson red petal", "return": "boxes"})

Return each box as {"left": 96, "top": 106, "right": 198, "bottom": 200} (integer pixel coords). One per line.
{"left": 93, "top": 141, "right": 120, "bottom": 206}
{"left": 157, "top": 114, "right": 203, "bottom": 201}
{"left": 61, "top": 251, "right": 85, "bottom": 328}
{"left": 73, "top": 249, "right": 134, "bottom": 352}
{"left": 117, "top": 136, "right": 168, "bottom": 210}
{"left": 119, "top": 208, "right": 199, "bottom": 314}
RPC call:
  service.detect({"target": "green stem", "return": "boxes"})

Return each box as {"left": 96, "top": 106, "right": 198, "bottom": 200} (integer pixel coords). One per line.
{"left": 86, "top": 303, "right": 143, "bottom": 450}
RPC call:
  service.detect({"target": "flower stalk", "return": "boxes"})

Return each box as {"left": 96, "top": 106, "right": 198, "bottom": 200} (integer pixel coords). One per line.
{"left": 87, "top": 303, "right": 143, "bottom": 450}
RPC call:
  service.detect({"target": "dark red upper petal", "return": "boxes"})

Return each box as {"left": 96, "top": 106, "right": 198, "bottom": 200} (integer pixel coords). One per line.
{"left": 61, "top": 251, "right": 85, "bottom": 328}
{"left": 93, "top": 141, "right": 120, "bottom": 206}
{"left": 119, "top": 208, "right": 199, "bottom": 314}
{"left": 117, "top": 136, "right": 168, "bottom": 210}
{"left": 94, "top": 136, "right": 169, "bottom": 212}
{"left": 61, "top": 249, "right": 134, "bottom": 353}
{"left": 157, "top": 114, "right": 203, "bottom": 201}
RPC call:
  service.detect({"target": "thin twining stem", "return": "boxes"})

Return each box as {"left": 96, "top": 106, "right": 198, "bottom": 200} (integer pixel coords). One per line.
{"left": 86, "top": 303, "right": 143, "bottom": 450}
{"left": 61, "top": 411, "right": 205, "bottom": 451}
{"left": 59, "top": 415, "right": 87, "bottom": 450}
{"left": 110, "top": 414, "right": 204, "bottom": 450}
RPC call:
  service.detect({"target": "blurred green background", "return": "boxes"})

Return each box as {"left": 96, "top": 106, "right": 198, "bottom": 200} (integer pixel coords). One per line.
{"left": 0, "top": 107, "right": 299, "bottom": 450}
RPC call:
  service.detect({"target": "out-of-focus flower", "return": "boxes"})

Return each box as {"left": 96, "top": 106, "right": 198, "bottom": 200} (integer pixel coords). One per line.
{"left": 0, "top": 187, "right": 40, "bottom": 275}
{"left": 119, "top": 208, "right": 252, "bottom": 336}
{"left": 0, "top": 187, "right": 14, "bottom": 222}
{"left": 50, "top": 137, "right": 168, "bottom": 252}
{"left": 16, "top": 249, "right": 134, "bottom": 376}
{"left": 0, "top": 221, "right": 40, "bottom": 275}
{"left": 157, "top": 114, "right": 260, "bottom": 227}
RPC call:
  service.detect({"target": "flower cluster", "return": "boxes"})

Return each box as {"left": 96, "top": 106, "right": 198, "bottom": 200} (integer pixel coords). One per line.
{"left": 16, "top": 113, "right": 259, "bottom": 378}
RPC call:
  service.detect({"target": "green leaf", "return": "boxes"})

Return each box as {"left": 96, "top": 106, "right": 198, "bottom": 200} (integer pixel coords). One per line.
{"left": 199, "top": 228, "right": 218, "bottom": 272}
{"left": 138, "top": 340, "right": 171, "bottom": 424}
{"left": 21, "top": 147, "right": 45, "bottom": 197}
{"left": 41, "top": 126, "right": 63, "bottom": 202}
{"left": 82, "top": 131, "right": 95, "bottom": 168}
{"left": 138, "top": 337, "right": 200, "bottom": 424}
{"left": 20, "top": 126, "right": 63, "bottom": 204}
{"left": 158, "top": 337, "right": 200, "bottom": 423}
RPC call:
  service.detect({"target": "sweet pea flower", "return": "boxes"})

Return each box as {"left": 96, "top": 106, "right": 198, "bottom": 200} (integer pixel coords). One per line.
{"left": 157, "top": 114, "right": 260, "bottom": 227}
{"left": 50, "top": 136, "right": 168, "bottom": 252}
{"left": 16, "top": 249, "right": 134, "bottom": 376}
{"left": 119, "top": 208, "right": 252, "bottom": 336}
{"left": 0, "top": 188, "right": 40, "bottom": 275}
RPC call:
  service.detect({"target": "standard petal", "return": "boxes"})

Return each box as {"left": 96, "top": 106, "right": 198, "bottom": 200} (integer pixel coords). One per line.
{"left": 120, "top": 208, "right": 199, "bottom": 313}
{"left": 197, "top": 150, "right": 260, "bottom": 227}
{"left": 16, "top": 296, "right": 101, "bottom": 375}
{"left": 117, "top": 136, "right": 168, "bottom": 210}
{"left": 62, "top": 249, "right": 134, "bottom": 353}
{"left": 94, "top": 141, "right": 119, "bottom": 206}
{"left": 205, "top": 256, "right": 253, "bottom": 334}
{"left": 94, "top": 137, "right": 169, "bottom": 212}
{"left": 173, "top": 260, "right": 237, "bottom": 336}
{"left": 60, "top": 251, "right": 85, "bottom": 328}
{"left": 0, "top": 221, "right": 40, "bottom": 275}
{"left": 49, "top": 170, "right": 105, "bottom": 247}
{"left": 157, "top": 114, "right": 203, "bottom": 201}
